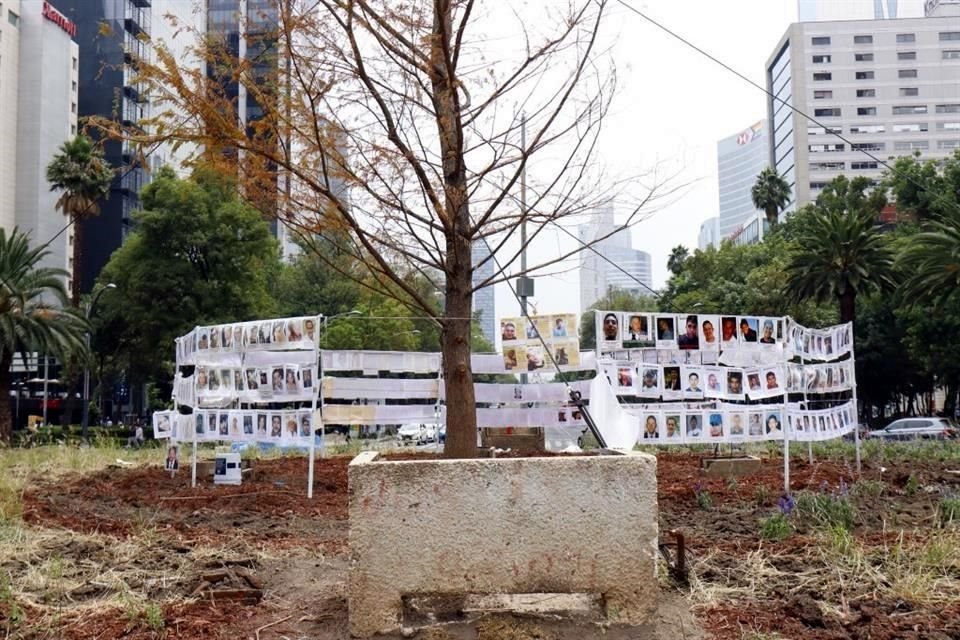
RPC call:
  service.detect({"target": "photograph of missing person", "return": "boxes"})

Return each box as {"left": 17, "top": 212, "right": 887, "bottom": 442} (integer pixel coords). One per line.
{"left": 739, "top": 317, "right": 759, "bottom": 343}
{"left": 655, "top": 315, "right": 676, "bottom": 343}
{"left": 686, "top": 413, "right": 703, "bottom": 438}
{"left": 600, "top": 312, "right": 620, "bottom": 344}
{"left": 198, "top": 329, "right": 210, "bottom": 350}
{"left": 551, "top": 314, "right": 569, "bottom": 338}
{"left": 285, "top": 367, "right": 299, "bottom": 394}
{"left": 748, "top": 412, "right": 764, "bottom": 436}
{"left": 662, "top": 366, "right": 681, "bottom": 392}
{"left": 243, "top": 414, "right": 254, "bottom": 435}
{"left": 766, "top": 411, "right": 783, "bottom": 435}
{"left": 222, "top": 325, "right": 233, "bottom": 349}
{"left": 245, "top": 368, "right": 259, "bottom": 391}
{"left": 677, "top": 314, "right": 700, "bottom": 350}
{"left": 154, "top": 413, "right": 171, "bottom": 437}
{"left": 683, "top": 367, "right": 703, "bottom": 397}
{"left": 557, "top": 409, "right": 568, "bottom": 423}
{"left": 665, "top": 414, "right": 681, "bottom": 439}
{"left": 503, "top": 346, "right": 525, "bottom": 371}
{"left": 208, "top": 369, "right": 221, "bottom": 392}
{"left": 210, "top": 327, "right": 221, "bottom": 349}
{"left": 302, "top": 367, "right": 314, "bottom": 390}
{"left": 704, "top": 368, "right": 723, "bottom": 396}
{"left": 230, "top": 413, "right": 241, "bottom": 438}
{"left": 259, "top": 322, "right": 272, "bottom": 345}
{"left": 699, "top": 315, "right": 719, "bottom": 349}
{"left": 501, "top": 320, "right": 518, "bottom": 342}
{"left": 287, "top": 319, "right": 303, "bottom": 342}
{"left": 271, "top": 367, "right": 284, "bottom": 393}
{"left": 205, "top": 412, "right": 217, "bottom": 437}
{"left": 304, "top": 318, "right": 317, "bottom": 342}
{"left": 708, "top": 413, "right": 724, "bottom": 438}
{"left": 196, "top": 367, "right": 209, "bottom": 390}
{"left": 721, "top": 316, "right": 738, "bottom": 345}
{"left": 300, "top": 413, "right": 312, "bottom": 437}
{"left": 729, "top": 411, "right": 746, "bottom": 436}
{"left": 195, "top": 413, "right": 205, "bottom": 436}
{"left": 526, "top": 346, "right": 546, "bottom": 372}
{"left": 273, "top": 321, "right": 287, "bottom": 345}
{"left": 233, "top": 370, "right": 244, "bottom": 392}
{"left": 257, "top": 413, "right": 268, "bottom": 436}
{"left": 747, "top": 371, "right": 762, "bottom": 392}
{"left": 639, "top": 367, "right": 659, "bottom": 395}
{"left": 617, "top": 366, "right": 634, "bottom": 389}
{"left": 218, "top": 413, "right": 229, "bottom": 436}
{"left": 270, "top": 413, "right": 283, "bottom": 438}
{"left": 246, "top": 323, "right": 259, "bottom": 346}
{"left": 759, "top": 318, "right": 777, "bottom": 344}
{"left": 219, "top": 368, "right": 233, "bottom": 392}
{"left": 285, "top": 413, "right": 299, "bottom": 438}
{"left": 726, "top": 370, "right": 744, "bottom": 397}
{"left": 626, "top": 314, "right": 649, "bottom": 342}
{"left": 764, "top": 369, "right": 781, "bottom": 391}
{"left": 165, "top": 445, "right": 179, "bottom": 471}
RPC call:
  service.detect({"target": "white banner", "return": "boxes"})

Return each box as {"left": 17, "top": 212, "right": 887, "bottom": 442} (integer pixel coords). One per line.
{"left": 183, "top": 408, "right": 318, "bottom": 444}
{"left": 321, "top": 404, "right": 442, "bottom": 425}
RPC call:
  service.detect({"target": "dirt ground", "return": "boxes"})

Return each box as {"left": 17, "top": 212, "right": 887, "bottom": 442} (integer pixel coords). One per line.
{"left": 5, "top": 449, "right": 960, "bottom": 639}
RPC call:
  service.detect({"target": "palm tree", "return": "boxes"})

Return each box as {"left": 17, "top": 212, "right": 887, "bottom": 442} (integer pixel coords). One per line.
{"left": 784, "top": 207, "right": 894, "bottom": 324}
{"left": 751, "top": 168, "right": 792, "bottom": 228}
{"left": 0, "top": 229, "right": 89, "bottom": 443}
{"left": 667, "top": 245, "right": 689, "bottom": 276}
{"left": 46, "top": 135, "right": 114, "bottom": 305}
{"left": 898, "top": 217, "right": 960, "bottom": 307}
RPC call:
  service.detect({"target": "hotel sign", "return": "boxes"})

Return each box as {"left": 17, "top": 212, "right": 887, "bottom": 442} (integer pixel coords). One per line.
{"left": 42, "top": 2, "right": 77, "bottom": 38}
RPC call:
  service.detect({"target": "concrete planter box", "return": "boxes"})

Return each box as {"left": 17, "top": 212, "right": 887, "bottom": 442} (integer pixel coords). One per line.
{"left": 348, "top": 451, "right": 658, "bottom": 637}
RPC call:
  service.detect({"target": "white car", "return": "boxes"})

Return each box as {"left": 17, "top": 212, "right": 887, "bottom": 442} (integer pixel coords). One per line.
{"left": 870, "top": 417, "right": 959, "bottom": 441}
{"left": 396, "top": 423, "right": 436, "bottom": 445}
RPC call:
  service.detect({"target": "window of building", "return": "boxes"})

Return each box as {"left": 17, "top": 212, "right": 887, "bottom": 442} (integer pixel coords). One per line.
{"left": 856, "top": 71, "right": 875, "bottom": 80}
{"left": 898, "top": 51, "right": 917, "bottom": 61}
{"left": 813, "top": 54, "right": 832, "bottom": 63}
{"left": 814, "top": 90, "right": 833, "bottom": 99}
{"left": 856, "top": 89, "right": 876, "bottom": 98}
{"left": 808, "top": 125, "right": 842, "bottom": 135}
{"left": 812, "top": 36, "right": 831, "bottom": 45}
{"left": 852, "top": 142, "right": 885, "bottom": 151}
{"left": 939, "top": 140, "right": 960, "bottom": 150}
{"left": 898, "top": 69, "right": 918, "bottom": 78}
{"left": 71, "top": 124, "right": 76, "bottom": 135}
{"left": 810, "top": 162, "right": 845, "bottom": 171}
{"left": 7, "top": 10, "right": 18, "bottom": 27}
{"left": 72, "top": 57, "right": 77, "bottom": 70}
{"left": 894, "top": 140, "right": 928, "bottom": 151}
{"left": 71, "top": 102, "right": 76, "bottom": 114}
{"left": 937, "top": 122, "right": 960, "bottom": 131}
{"left": 857, "top": 107, "right": 877, "bottom": 116}
{"left": 940, "top": 32, "right": 960, "bottom": 41}
{"left": 936, "top": 104, "right": 960, "bottom": 113}
{"left": 851, "top": 161, "right": 879, "bottom": 170}
{"left": 854, "top": 53, "right": 874, "bottom": 62}
{"left": 893, "top": 123, "right": 928, "bottom": 132}
{"left": 945, "top": 50, "right": 960, "bottom": 59}
{"left": 850, "top": 124, "right": 885, "bottom": 134}
{"left": 71, "top": 81, "right": 77, "bottom": 92}
{"left": 899, "top": 87, "right": 919, "bottom": 97}
{"left": 853, "top": 35, "right": 873, "bottom": 44}
{"left": 809, "top": 143, "right": 845, "bottom": 152}
{"left": 893, "top": 105, "right": 928, "bottom": 115}
{"left": 810, "top": 182, "right": 829, "bottom": 191}
{"left": 813, "top": 72, "right": 832, "bottom": 81}
{"left": 896, "top": 33, "right": 916, "bottom": 43}
{"left": 814, "top": 108, "right": 841, "bottom": 117}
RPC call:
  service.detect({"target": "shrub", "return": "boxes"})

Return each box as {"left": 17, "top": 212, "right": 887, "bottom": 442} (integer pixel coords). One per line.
{"left": 760, "top": 513, "right": 793, "bottom": 541}
{"left": 940, "top": 496, "right": 960, "bottom": 526}
{"left": 796, "top": 491, "right": 857, "bottom": 531}
{"left": 904, "top": 474, "right": 920, "bottom": 497}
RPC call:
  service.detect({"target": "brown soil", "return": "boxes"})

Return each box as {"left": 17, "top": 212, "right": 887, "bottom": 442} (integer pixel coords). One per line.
{"left": 9, "top": 450, "right": 960, "bottom": 639}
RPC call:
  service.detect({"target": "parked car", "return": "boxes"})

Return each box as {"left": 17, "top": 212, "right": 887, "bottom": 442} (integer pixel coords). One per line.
{"left": 869, "top": 417, "right": 959, "bottom": 441}
{"left": 396, "top": 423, "right": 436, "bottom": 445}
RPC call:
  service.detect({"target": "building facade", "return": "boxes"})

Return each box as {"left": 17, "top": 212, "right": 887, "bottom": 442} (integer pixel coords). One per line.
{"left": 471, "top": 241, "right": 496, "bottom": 346}
{"left": 698, "top": 217, "right": 720, "bottom": 250}
{"left": 798, "top": 0, "right": 908, "bottom": 21}
{"left": 14, "top": 0, "right": 79, "bottom": 282}
{"left": 766, "top": 14, "right": 960, "bottom": 212}
{"left": 717, "top": 120, "right": 768, "bottom": 241}
{"left": 0, "top": 0, "right": 22, "bottom": 234}
{"left": 578, "top": 206, "right": 652, "bottom": 312}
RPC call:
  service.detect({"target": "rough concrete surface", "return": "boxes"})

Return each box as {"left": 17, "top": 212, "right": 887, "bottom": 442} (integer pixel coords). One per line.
{"left": 701, "top": 456, "right": 763, "bottom": 478}
{"left": 348, "top": 451, "right": 658, "bottom": 637}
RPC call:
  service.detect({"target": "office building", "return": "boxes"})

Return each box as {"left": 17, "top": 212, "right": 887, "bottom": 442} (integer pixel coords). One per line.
{"left": 578, "top": 206, "right": 652, "bottom": 312}
{"left": 0, "top": 0, "right": 21, "bottom": 234}
{"left": 798, "top": 0, "right": 915, "bottom": 21}
{"left": 14, "top": 0, "right": 80, "bottom": 282}
{"left": 698, "top": 217, "right": 720, "bottom": 250}
{"left": 471, "top": 241, "right": 496, "bottom": 346}
{"left": 925, "top": 0, "right": 960, "bottom": 16}
{"left": 766, "top": 14, "right": 960, "bottom": 212}
{"left": 717, "top": 120, "right": 768, "bottom": 241}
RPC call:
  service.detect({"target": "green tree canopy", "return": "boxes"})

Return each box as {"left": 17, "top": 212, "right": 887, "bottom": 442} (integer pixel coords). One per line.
{"left": 751, "top": 167, "right": 792, "bottom": 228}
{"left": 95, "top": 166, "right": 281, "bottom": 385}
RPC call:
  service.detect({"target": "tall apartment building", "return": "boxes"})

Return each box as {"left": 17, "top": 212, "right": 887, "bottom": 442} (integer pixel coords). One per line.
{"left": 471, "top": 241, "right": 496, "bottom": 346}
{"left": 14, "top": 1, "right": 79, "bottom": 281}
{"left": 717, "top": 120, "right": 768, "bottom": 242}
{"left": 0, "top": 0, "right": 21, "bottom": 234}
{"left": 766, "top": 14, "right": 960, "bottom": 212}
{"left": 798, "top": 0, "right": 910, "bottom": 21}
{"left": 578, "top": 206, "right": 652, "bottom": 312}
{"left": 56, "top": 0, "right": 153, "bottom": 294}
{"left": 698, "top": 217, "right": 720, "bottom": 250}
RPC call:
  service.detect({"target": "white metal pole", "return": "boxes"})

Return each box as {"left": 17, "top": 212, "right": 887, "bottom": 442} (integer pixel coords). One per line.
{"left": 798, "top": 346, "right": 813, "bottom": 464}
{"left": 191, "top": 326, "right": 199, "bottom": 488}
{"left": 847, "top": 322, "right": 861, "bottom": 475}
{"left": 308, "top": 315, "right": 321, "bottom": 499}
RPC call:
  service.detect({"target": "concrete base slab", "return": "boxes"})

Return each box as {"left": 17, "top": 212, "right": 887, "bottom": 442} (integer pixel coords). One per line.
{"left": 348, "top": 451, "right": 658, "bottom": 637}
{"left": 701, "top": 456, "right": 762, "bottom": 478}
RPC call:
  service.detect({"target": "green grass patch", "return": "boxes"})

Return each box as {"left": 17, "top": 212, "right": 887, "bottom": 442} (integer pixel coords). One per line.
{"left": 759, "top": 513, "right": 793, "bottom": 541}
{"left": 795, "top": 491, "right": 857, "bottom": 531}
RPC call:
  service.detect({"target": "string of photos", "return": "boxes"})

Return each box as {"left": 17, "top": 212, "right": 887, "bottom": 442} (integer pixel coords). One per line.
{"left": 593, "top": 311, "right": 858, "bottom": 446}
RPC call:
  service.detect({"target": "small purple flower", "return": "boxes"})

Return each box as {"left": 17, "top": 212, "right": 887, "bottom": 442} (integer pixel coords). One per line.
{"left": 694, "top": 480, "right": 703, "bottom": 495}
{"left": 838, "top": 479, "right": 849, "bottom": 497}
{"left": 778, "top": 494, "right": 795, "bottom": 515}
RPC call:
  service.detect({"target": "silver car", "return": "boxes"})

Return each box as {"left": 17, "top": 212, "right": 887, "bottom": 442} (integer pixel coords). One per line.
{"left": 870, "top": 417, "right": 959, "bottom": 441}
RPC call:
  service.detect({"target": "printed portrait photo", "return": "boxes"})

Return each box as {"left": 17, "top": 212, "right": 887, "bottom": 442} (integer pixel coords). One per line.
{"left": 739, "top": 317, "right": 759, "bottom": 343}
{"left": 677, "top": 314, "right": 700, "bottom": 350}
{"left": 300, "top": 413, "right": 312, "bottom": 437}
{"left": 665, "top": 414, "right": 681, "bottom": 438}
{"left": 245, "top": 368, "right": 259, "bottom": 391}
{"left": 759, "top": 319, "right": 777, "bottom": 345}
{"left": 196, "top": 367, "right": 209, "bottom": 390}
{"left": 207, "top": 412, "right": 217, "bottom": 435}
{"left": 700, "top": 315, "right": 719, "bottom": 349}
{"left": 729, "top": 412, "right": 745, "bottom": 436}
{"left": 747, "top": 372, "right": 762, "bottom": 392}
{"left": 219, "top": 368, "right": 233, "bottom": 392}
{"left": 195, "top": 413, "right": 205, "bottom": 435}
{"left": 210, "top": 327, "right": 221, "bottom": 349}
{"left": 617, "top": 366, "right": 634, "bottom": 389}
{"left": 721, "top": 316, "right": 738, "bottom": 345}
{"left": 222, "top": 325, "right": 233, "bottom": 349}
{"left": 233, "top": 370, "right": 244, "bottom": 392}
{"left": 304, "top": 317, "right": 317, "bottom": 342}
{"left": 271, "top": 367, "right": 285, "bottom": 393}
{"left": 663, "top": 366, "right": 681, "bottom": 391}
{"left": 683, "top": 367, "right": 703, "bottom": 397}
{"left": 302, "top": 368, "right": 314, "bottom": 390}
{"left": 642, "top": 413, "right": 660, "bottom": 439}
{"left": 287, "top": 319, "right": 303, "bottom": 342}
{"left": 501, "top": 320, "right": 519, "bottom": 342}
{"left": 551, "top": 314, "right": 569, "bottom": 338}
{"left": 285, "top": 368, "right": 299, "bottom": 394}
{"left": 273, "top": 321, "right": 287, "bottom": 345}
{"left": 600, "top": 312, "right": 620, "bottom": 344}
{"left": 270, "top": 413, "right": 283, "bottom": 438}
{"left": 243, "top": 414, "right": 254, "bottom": 435}
{"left": 708, "top": 413, "right": 724, "bottom": 438}
{"left": 639, "top": 367, "right": 660, "bottom": 396}
{"left": 686, "top": 413, "right": 703, "bottom": 438}
{"left": 259, "top": 322, "right": 272, "bottom": 345}
{"left": 704, "top": 368, "right": 722, "bottom": 395}
{"left": 626, "top": 314, "right": 649, "bottom": 341}
{"left": 726, "top": 370, "right": 744, "bottom": 396}
{"left": 246, "top": 323, "right": 258, "bottom": 346}
{"left": 765, "top": 369, "right": 781, "bottom": 391}
{"left": 748, "top": 412, "right": 764, "bottom": 436}
{"left": 503, "top": 346, "right": 524, "bottom": 371}
{"left": 219, "top": 413, "right": 229, "bottom": 436}
{"left": 208, "top": 369, "right": 221, "bottom": 392}
{"left": 766, "top": 412, "right": 783, "bottom": 435}
{"left": 257, "top": 413, "right": 268, "bottom": 436}
{"left": 656, "top": 315, "right": 676, "bottom": 343}
{"left": 198, "top": 329, "right": 209, "bottom": 350}
{"left": 526, "top": 346, "right": 546, "bottom": 372}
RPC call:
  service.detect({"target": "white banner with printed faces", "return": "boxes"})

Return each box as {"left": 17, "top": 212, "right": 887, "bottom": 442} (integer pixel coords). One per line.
{"left": 179, "top": 408, "right": 318, "bottom": 444}
{"left": 787, "top": 321, "right": 853, "bottom": 361}
{"left": 321, "top": 404, "right": 442, "bottom": 426}
{"left": 786, "top": 401, "right": 856, "bottom": 442}
{"left": 179, "top": 316, "right": 321, "bottom": 365}
{"left": 603, "top": 361, "right": 787, "bottom": 401}
{"left": 785, "top": 361, "right": 854, "bottom": 394}
{"left": 172, "top": 373, "right": 196, "bottom": 409}
{"left": 152, "top": 410, "right": 178, "bottom": 440}
{"left": 597, "top": 311, "right": 787, "bottom": 353}
{"left": 195, "top": 364, "right": 317, "bottom": 404}
{"left": 477, "top": 406, "right": 588, "bottom": 429}
{"left": 499, "top": 313, "right": 581, "bottom": 373}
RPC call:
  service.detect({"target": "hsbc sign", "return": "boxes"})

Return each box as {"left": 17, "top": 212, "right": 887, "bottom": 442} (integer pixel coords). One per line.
{"left": 42, "top": 2, "right": 77, "bottom": 38}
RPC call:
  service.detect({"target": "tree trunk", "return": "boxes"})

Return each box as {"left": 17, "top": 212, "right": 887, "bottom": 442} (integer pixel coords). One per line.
{"left": 0, "top": 354, "right": 12, "bottom": 445}
{"left": 432, "top": 1, "right": 477, "bottom": 459}
{"left": 71, "top": 213, "right": 84, "bottom": 306}
{"left": 766, "top": 207, "right": 778, "bottom": 228}
{"left": 839, "top": 291, "right": 856, "bottom": 325}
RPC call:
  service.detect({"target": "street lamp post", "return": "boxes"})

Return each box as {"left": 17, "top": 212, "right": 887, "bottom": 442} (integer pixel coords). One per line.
{"left": 81, "top": 283, "right": 116, "bottom": 442}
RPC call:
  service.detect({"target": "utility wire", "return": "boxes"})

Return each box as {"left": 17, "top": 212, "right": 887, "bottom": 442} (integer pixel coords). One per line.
{"left": 615, "top": 0, "right": 960, "bottom": 217}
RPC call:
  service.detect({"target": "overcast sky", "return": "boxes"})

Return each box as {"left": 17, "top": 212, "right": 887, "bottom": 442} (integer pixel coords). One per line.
{"left": 490, "top": 0, "right": 924, "bottom": 326}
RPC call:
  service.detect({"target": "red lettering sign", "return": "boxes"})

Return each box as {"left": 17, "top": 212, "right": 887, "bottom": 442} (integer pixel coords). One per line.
{"left": 42, "top": 1, "right": 77, "bottom": 38}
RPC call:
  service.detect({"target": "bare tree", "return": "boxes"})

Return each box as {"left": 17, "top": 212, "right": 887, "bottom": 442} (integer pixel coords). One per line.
{"left": 95, "top": 0, "right": 680, "bottom": 457}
